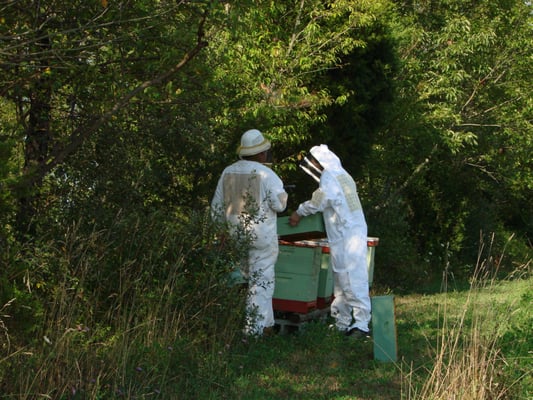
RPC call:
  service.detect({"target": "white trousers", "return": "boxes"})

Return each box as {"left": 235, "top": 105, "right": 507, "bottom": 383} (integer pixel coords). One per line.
{"left": 243, "top": 246, "right": 277, "bottom": 335}
{"left": 330, "top": 267, "right": 371, "bottom": 332}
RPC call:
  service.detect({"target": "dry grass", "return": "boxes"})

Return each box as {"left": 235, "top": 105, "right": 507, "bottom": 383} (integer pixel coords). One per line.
{"left": 405, "top": 236, "right": 531, "bottom": 400}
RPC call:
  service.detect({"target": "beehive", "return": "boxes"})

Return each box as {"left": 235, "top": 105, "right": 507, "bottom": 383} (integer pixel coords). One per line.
{"left": 273, "top": 214, "right": 329, "bottom": 313}
{"left": 272, "top": 242, "right": 323, "bottom": 313}
{"left": 273, "top": 214, "right": 378, "bottom": 313}
{"left": 277, "top": 212, "right": 325, "bottom": 241}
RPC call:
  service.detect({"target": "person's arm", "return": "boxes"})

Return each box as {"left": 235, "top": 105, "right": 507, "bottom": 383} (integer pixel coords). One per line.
{"left": 289, "top": 187, "right": 327, "bottom": 226}
{"left": 266, "top": 171, "right": 288, "bottom": 213}
{"left": 210, "top": 174, "right": 225, "bottom": 222}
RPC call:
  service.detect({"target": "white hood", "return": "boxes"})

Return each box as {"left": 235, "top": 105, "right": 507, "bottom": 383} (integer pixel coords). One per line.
{"left": 300, "top": 144, "right": 342, "bottom": 182}
{"left": 309, "top": 144, "right": 342, "bottom": 171}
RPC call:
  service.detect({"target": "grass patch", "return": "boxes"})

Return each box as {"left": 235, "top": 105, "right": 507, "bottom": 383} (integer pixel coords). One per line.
{"left": 1, "top": 277, "right": 530, "bottom": 399}
{"left": 399, "top": 277, "right": 532, "bottom": 400}
{"left": 227, "top": 277, "right": 531, "bottom": 400}
{"left": 1, "top": 214, "right": 530, "bottom": 399}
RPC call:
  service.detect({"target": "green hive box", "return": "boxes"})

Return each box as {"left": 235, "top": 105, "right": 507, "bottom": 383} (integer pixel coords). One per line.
{"left": 277, "top": 213, "right": 326, "bottom": 241}
{"left": 273, "top": 243, "right": 322, "bottom": 313}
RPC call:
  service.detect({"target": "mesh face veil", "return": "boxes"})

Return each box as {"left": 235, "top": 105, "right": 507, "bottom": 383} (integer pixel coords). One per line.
{"left": 299, "top": 153, "right": 323, "bottom": 183}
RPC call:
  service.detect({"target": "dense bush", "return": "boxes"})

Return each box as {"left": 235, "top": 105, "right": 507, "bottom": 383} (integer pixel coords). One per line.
{"left": 0, "top": 209, "right": 248, "bottom": 397}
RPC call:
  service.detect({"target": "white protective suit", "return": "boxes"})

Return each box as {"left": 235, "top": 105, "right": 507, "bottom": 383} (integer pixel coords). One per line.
{"left": 295, "top": 145, "right": 371, "bottom": 333}
{"left": 211, "top": 159, "right": 287, "bottom": 335}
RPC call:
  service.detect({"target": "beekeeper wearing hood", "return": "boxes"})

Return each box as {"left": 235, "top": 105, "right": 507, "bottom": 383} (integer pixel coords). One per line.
{"left": 211, "top": 129, "right": 288, "bottom": 336}
{"left": 289, "top": 144, "right": 371, "bottom": 338}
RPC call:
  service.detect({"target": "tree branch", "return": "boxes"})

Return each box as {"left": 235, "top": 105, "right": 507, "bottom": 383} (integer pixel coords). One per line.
{"left": 374, "top": 144, "right": 438, "bottom": 211}
{"left": 24, "top": 10, "right": 209, "bottom": 189}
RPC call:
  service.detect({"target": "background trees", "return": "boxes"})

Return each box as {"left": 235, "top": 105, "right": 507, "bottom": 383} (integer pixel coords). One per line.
{"left": 1, "top": 0, "right": 531, "bottom": 397}
{"left": 374, "top": 0, "right": 533, "bottom": 284}
{"left": 1, "top": 0, "right": 531, "bottom": 296}
{"left": 1, "top": 1, "right": 212, "bottom": 234}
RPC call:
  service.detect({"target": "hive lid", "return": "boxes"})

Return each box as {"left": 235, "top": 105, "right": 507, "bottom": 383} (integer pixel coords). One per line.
{"left": 277, "top": 213, "right": 326, "bottom": 241}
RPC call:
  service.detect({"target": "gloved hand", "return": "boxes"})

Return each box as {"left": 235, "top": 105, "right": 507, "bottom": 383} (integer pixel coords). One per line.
{"left": 288, "top": 211, "right": 301, "bottom": 227}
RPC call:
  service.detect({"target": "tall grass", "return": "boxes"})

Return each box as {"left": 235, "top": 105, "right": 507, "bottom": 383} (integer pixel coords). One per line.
{"left": 0, "top": 210, "right": 248, "bottom": 398}
{"left": 406, "top": 235, "right": 531, "bottom": 400}
{"left": 1, "top": 217, "right": 530, "bottom": 399}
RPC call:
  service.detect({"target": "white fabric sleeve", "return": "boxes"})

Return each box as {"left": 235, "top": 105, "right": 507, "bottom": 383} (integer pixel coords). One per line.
{"left": 210, "top": 175, "right": 225, "bottom": 221}
{"left": 266, "top": 172, "right": 288, "bottom": 213}
{"left": 296, "top": 188, "right": 326, "bottom": 217}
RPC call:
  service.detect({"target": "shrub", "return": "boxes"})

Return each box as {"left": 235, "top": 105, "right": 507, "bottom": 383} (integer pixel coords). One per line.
{"left": 0, "top": 209, "right": 248, "bottom": 398}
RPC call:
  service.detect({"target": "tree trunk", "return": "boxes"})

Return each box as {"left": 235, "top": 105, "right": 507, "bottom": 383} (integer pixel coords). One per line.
{"left": 16, "top": 35, "right": 53, "bottom": 236}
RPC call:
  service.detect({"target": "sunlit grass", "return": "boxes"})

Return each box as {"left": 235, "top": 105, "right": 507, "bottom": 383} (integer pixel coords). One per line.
{"left": 401, "top": 270, "right": 531, "bottom": 400}
{"left": 2, "top": 276, "right": 529, "bottom": 399}
{"left": 1, "top": 219, "right": 530, "bottom": 399}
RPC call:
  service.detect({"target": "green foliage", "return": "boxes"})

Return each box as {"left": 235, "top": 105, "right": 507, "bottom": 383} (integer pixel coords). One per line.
{"left": 206, "top": 1, "right": 393, "bottom": 159}
{"left": 308, "top": 2, "right": 399, "bottom": 175}
{"left": 0, "top": 98, "right": 19, "bottom": 248}
{"left": 1, "top": 209, "right": 530, "bottom": 398}
{"left": 499, "top": 288, "right": 533, "bottom": 399}
{"left": 0, "top": 0, "right": 218, "bottom": 232}
{"left": 0, "top": 209, "right": 248, "bottom": 397}
{"left": 0, "top": 0, "right": 530, "bottom": 312}
{"left": 398, "top": 277, "right": 532, "bottom": 400}
{"left": 364, "top": 0, "right": 533, "bottom": 279}
{"left": 366, "top": 195, "right": 425, "bottom": 291}
{"left": 1, "top": 1, "right": 531, "bottom": 398}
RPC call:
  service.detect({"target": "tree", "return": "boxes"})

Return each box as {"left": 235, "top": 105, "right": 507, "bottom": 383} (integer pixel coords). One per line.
{"left": 369, "top": 0, "right": 533, "bottom": 283}
{"left": 0, "top": 0, "right": 212, "bottom": 235}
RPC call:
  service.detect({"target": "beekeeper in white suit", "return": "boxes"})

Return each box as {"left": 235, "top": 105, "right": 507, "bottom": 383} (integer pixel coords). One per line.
{"left": 211, "top": 129, "right": 288, "bottom": 336}
{"left": 289, "top": 144, "right": 371, "bottom": 338}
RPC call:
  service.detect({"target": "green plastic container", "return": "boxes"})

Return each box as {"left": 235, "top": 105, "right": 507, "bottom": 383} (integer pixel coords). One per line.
{"left": 371, "top": 295, "right": 397, "bottom": 362}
